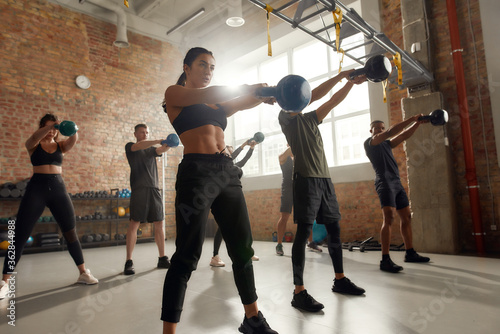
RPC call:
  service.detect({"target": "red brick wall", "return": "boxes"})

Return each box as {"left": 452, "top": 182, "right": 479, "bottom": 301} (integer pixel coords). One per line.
{"left": 1, "top": 0, "right": 498, "bottom": 254}
{"left": 0, "top": 0, "right": 183, "bottom": 239}
{"left": 380, "top": 0, "right": 500, "bottom": 253}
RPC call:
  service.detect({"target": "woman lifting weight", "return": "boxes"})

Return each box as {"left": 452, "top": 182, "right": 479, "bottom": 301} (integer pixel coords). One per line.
{"left": 160, "top": 47, "right": 278, "bottom": 334}
{"left": 0, "top": 113, "right": 97, "bottom": 300}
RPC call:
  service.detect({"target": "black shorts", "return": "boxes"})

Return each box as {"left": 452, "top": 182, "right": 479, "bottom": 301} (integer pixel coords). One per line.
{"left": 375, "top": 181, "right": 409, "bottom": 210}
{"left": 129, "top": 187, "right": 164, "bottom": 223}
{"left": 280, "top": 185, "right": 293, "bottom": 213}
{"left": 292, "top": 174, "right": 341, "bottom": 225}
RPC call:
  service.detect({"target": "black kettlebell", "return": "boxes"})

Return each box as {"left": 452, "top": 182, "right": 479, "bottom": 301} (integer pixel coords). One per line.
{"left": 418, "top": 109, "right": 449, "bottom": 126}
{"left": 256, "top": 75, "right": 312, "bottom": 113}
{"left": 349, "top": 55, "right": 392, "bottom": 83}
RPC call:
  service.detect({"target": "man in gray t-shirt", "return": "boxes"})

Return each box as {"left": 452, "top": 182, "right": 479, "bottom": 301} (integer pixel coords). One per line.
{"left": 123, "top": 124, "right": 172, "bottom": 275}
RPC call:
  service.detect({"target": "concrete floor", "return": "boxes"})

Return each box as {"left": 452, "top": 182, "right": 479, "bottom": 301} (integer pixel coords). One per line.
{"left": 1, "top": 239, "right": 499, "bottom": 334}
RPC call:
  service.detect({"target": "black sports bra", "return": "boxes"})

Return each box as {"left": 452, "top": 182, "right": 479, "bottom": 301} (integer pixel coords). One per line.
{"left": 30, "top": 142, "right": 63, "bottom": 167}
{"left": 172, "top": 104, "right": 227, "bottom": 136}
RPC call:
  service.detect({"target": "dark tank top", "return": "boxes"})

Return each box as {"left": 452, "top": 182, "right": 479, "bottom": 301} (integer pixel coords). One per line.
{"left": 172, "top": 104, "right": 227, "bottom": 135}
{"left": 30, "top": 143, "right": 63, "bottom": 166}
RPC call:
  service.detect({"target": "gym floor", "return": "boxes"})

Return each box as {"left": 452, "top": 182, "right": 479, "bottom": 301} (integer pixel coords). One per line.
{"left": 1, "top": 240, "right": 499, "bottom": 334}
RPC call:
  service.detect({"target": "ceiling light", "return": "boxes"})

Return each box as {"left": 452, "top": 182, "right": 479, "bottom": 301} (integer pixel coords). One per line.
{"left": 226, "top": 0, "right": 245, "bottom": 27}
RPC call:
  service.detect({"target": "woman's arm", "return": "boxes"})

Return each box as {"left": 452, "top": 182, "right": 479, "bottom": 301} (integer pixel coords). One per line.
{"left": 60, "top": 132, "right": 78, "bottom": 153}
{"left": 25, "top": 125, "right": 55, "bottom": 151}
{"left": 165, "top": 84, "right": 256, "bottom": 108}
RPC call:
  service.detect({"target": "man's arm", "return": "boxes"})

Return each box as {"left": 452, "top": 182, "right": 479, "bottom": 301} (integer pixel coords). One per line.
{"left": 315, "top": 81, "right": 355, "bottom": 122}
{"left": 309, "top": 71, "right": 351, "bottom": 104}
{"left": 389, "top": 115, "right": 425, "bottom": 148}
{"left": 370, "top": 114, "right": 423, "bottom": 147}
{"left": 130, "top": 139, "right": 162, "bottom": 152}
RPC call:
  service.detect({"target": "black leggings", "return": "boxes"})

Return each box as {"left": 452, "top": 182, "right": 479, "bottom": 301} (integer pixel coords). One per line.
{"left": 2, "top": 174, "right": 84, "bottom": 275}
{"left": 213, "top": 227, "right": 223, "bottom": 257}
{"left": 162, "top": 154, "right": 257, "bottom": 323}
{"left": 292, "top": 222, "right": 343, "bottom": 286}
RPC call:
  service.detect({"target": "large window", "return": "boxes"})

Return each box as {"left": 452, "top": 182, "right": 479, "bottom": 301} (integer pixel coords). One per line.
{"left": 223, "top": 38, "right": 371, "bottom": 177}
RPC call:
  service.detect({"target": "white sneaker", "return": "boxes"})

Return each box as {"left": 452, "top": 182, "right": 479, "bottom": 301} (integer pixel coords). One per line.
{"left": 0, "top": 280, "right": 8, "bottom": 299}
{"left": 210, "top": 255, "right": 225, "bottom": 267}
{"left": 76, "top": 269, "right": 99, "bottom": 285}
{"left": 251, "top": 255, "right": 260, "bottom": 261}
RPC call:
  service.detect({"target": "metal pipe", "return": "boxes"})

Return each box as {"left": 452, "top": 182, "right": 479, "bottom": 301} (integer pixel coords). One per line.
{"left": 446, "top": 0, "right": 485, "bottom": 254}
{"left": 87, "top": 0, "right": 129, "bottom": 48}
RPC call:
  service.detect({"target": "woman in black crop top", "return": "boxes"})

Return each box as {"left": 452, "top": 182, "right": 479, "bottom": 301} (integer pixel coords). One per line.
{"left": 160, "top": 47, "right": 278, "bottom": 334}
{"left": 1, "top": 114, "right": 98, "bottom": 298}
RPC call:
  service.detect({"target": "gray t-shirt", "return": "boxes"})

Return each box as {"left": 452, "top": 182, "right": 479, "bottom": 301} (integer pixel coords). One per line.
{"left": 125, "top": 142, "right": 161, "bottom": 189}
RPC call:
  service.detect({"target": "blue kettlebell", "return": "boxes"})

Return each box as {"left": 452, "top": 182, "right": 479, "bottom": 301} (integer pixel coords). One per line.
{"left": 54, "top": 120, "right": 79, "bottom": 137}
{"left": 257, "top": 75, "right": 311, "bottom": 113}
{"left": 161, "top": 133, "right": 180, "bottom": 147}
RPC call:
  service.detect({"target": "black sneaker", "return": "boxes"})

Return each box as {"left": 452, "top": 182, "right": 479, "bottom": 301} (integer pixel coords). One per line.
{"left": 157, "top": 256, "right": 171, "bottom": 269}
{"left": 238, "top": 311, "right": 278, "bottom": 334}
{"left": 405, "top": 252, "right": 430, "bottom": 263}
{"left": 380, "top": 258, "right": 403, "bottom": 273}
{"left": 124, "top": 259, "right": 135, "bottom": 275}
{"left": 307, "top": 241, "right": 323, "bottom": 252}
{"left": 291, "top": 289, "right": 324, "bottom": 312}
{"left": 332, "top": 277, "right": 365, "bottom": 295}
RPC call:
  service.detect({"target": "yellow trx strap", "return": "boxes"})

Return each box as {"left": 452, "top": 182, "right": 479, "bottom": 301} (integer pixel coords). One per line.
{"left": 338, "top": 48, "right": 345, "bottom": 73}
{"left": 382, "top": 79, "right": 388, "bottom": 103}
{"left": 333, "top": 8, "right": 342, "bottom": 52}
{"left": 393, "top": 52, "right": 402, "bottom": 86}
{"left": 266, "top": 4, "right": 273, "bottom": 56}
{"left": 124, "top": 0, "right": 129, "bottom": 8}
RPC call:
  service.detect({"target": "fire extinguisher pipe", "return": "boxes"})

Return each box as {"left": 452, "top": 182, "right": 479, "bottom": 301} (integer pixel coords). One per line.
{"left": 446, "top": 0, "right": 485, "bottom": 254}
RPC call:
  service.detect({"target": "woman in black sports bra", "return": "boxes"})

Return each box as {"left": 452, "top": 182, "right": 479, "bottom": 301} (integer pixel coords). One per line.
{"left": 1, "top": 114, "right": 98, "bottom": 298}
{"left": 160, "top": 47, "right": 278, "bottom": 334}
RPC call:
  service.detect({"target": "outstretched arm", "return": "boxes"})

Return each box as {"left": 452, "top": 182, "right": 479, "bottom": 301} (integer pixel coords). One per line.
{"left": 60, "top": 132, "right": 78, "bottom": 153}
{"left": 25, "top": 125, "right": 55, "bottom": 151}
{"left": 370, "top": 114, "right": 423, "bottom": 147}
{"left": 389, "top": 114, "right": 426, "bottom": 147}
{"left": 310, "top": 70, "right": 353, "bottom": 104}
{"left": 130, "top": 139, "right": 162, "bottom": 152}
{"left": 315, "top": 81, "right": 355, "bottom": 122}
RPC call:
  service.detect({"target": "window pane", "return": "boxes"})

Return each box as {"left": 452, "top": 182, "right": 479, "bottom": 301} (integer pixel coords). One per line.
{"left": 260, "top": 134, "right": 288, "bottom": 175}
{"left": 334, "top": 82, "right": 369, "bottom": 117}
{"left": 260, "top": 53, "right": 288, "bottom": 86}
{"left": 318, "top": 122, "right": 334, "bottom": 166}
{"left": 334, "top": 113, "right": 371, "bottom": 165}
{"left": 293, "top": 41, "right": 328, "bottom": 80}
{"left": 237, "top": 144, "right": 260, "bottom": 176}
{"left": 332, "top": 33, "right": 366, "bottom": 68}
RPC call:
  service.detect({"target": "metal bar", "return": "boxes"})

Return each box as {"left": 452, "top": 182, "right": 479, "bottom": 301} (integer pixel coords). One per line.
{"left": 248, "top": 0, "right": 362, "bottom": 65}
{"left": 274, "top": 0, "right": 301, "bottom": 12}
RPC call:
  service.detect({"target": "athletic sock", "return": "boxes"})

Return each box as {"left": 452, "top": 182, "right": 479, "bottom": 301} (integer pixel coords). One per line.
{"left": 382, "top": 254, "right": 390, "bottom": 261}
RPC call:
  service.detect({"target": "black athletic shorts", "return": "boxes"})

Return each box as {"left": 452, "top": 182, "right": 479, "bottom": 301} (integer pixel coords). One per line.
{"left": 280, "top": 184, "right": 293, "bottom": 213}
{"left": 375, "top": 181, "right": 409, "bottom": 210}
{"left": 292, "top": 173, "right": 341, "bottom": 225}
{"left": 129, "top": 187, "right": 164, "bottom": 223}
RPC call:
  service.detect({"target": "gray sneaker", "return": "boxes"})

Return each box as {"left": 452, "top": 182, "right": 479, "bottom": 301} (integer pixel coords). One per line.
{"left": 276, "top": 244, "right": 284, "bottom": 256}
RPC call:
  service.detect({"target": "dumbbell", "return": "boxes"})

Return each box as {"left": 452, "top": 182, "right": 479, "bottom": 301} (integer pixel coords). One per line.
{"left": 161, "top": 133, "right": 180, "bottom": 147}
{"left": 418, "top": 109, "right": 449, "bottom": 126}
{"left": 256, "top": 74, "right": 312, "bottom": 113}
{"left": 54, "top": 120, "right": 79, "bottom": 137}
{"left": 249, "top": 132, "right": 265, "bottom": 144}
{"left": 349, "top": 55, "right": 392, "bottom": 83}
